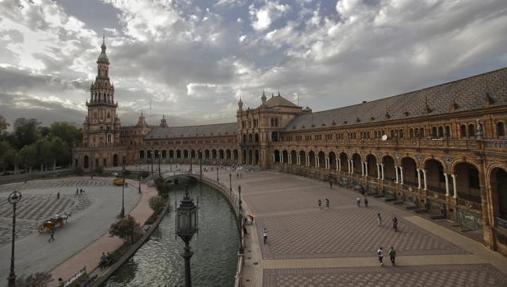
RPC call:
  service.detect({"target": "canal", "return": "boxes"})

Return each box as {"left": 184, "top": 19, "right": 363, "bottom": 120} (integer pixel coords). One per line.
{"left": 104, "top": 180, "right": 240, "bottom": 287}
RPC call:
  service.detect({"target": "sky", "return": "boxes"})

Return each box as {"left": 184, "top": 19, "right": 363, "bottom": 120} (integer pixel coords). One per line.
{"left": 0, "top": 0, "right": 506, "bottom": 127}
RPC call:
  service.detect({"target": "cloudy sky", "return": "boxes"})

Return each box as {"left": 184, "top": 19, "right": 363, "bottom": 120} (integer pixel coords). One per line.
{"left": 1, "top": 0, "right": 506, "bottom": 127}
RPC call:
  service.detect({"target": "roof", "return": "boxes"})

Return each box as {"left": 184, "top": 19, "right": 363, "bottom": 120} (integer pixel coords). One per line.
{"left": 285, "top": 67, "right": 507, "bottom": 131}
{"left": 145, "top": 122, "right": 237, "bottom": 139}
{"left": 265, "top": 95, "right": 299, "bottom": 108}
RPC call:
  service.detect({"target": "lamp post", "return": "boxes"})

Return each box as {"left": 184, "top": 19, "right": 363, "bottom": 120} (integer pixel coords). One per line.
{"left": 238, "top": 185, "right": 243, "bottom": 254}
{"left": 229, "top": 172, "right": 232, "bottom": 195}
{"left": 176, "top": 186, "right": 198, "bottom": 287}
{"left": 216, "top": 166, "right": 219, "bottom": 182}
{"left": 7, "top": 190, "right": 22, "bottom": 287}
{"left": 158, "top": 153, "right": 161, "bottom": 177}
{"left": 137, "top": 162, "right": 142, "bottom": 194}
{"left": 120, "top": 164, "right": 126, "bottom": 218}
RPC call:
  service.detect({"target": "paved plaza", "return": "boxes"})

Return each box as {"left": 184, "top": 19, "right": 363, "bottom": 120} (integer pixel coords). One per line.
{"left": 197, "top": 167, "right": 507, "bottom": 287}
{"left": 0, "top": 177, "right": 140, "bottom": 278}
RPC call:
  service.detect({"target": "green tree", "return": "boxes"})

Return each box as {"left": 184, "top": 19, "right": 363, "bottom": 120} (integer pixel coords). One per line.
{"left": 0, "top": 140, "right": 15, "bottom": 173}
{"left": 0, "top": 114, "right": 8, "bottom": 133}
{"left": 109, "top": 215, "right": 143, "bottom": 244}
{"left": 49, "top": 137, "right": 70, "bottom": 168}
{"left": 149, "top": 195, "right": 167, "bottom": 214}
{"left": 13, "top": 118, "right": 40, "bottom": 149}
{"left": 18, "top": 144, "right": 37, "bottom": 172}
{"left": 49, "top": 122, "right": 81, "bottom": 147}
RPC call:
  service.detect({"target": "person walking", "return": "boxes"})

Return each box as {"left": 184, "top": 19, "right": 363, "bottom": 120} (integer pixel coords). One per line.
{"left": 392, "top": 216, "right": 399, "bottom": 232}
{"left": 388, "top": 246, "right": 396, "bottom": 266}
{"left": 364, "top": 197, "right": 368, "bottom": 207}
{"left": 329, "top": 180, "right": 333, "bottom": 189}
{"left": 377, "top": 213, "right": 382, "bottom": 226}
{"left": 318, "top": 199, "right": 322, "bottom": 209}
{"left": 56, "top": 192, "right": 60, "bottom": 200}
{"left": 356, "top": 197, "right": 361, "bottom": 207}
{"left": 263, "top": 227, "right": 268, "bottom": 244}
{"left": 48, "top": 228, "right": 55, "bottom": 243}
{"left": 75, "top": 188, "right": 79, "bottom": 195}
{"left": 377, "top": 247, "right": 384, "bottom": 266}
{"left": 325, "top": 198, "right": 330, "bottom": 208}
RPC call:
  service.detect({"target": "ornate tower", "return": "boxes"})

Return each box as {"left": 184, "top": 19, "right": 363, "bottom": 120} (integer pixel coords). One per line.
{"left": 82, "top": 36, "right": 121, "bottom": 148}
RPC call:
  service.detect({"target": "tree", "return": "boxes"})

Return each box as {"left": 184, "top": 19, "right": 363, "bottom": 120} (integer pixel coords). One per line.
{"left": 18, "top": 144, "right": 37, "bottom": 172}
{"left": 49, "top": 122, "right": 81, "bottom": 147}
{"left": 13, "top": 118, "right": 40, "bottom": 149}
{"left": 149, "top": 195, "right": 167, "bottom": 214}
{"left": 109, "top": 215, "right": 143, "bottom": 244}
{"left": 15, "top": 272, "right": 52, "bottom": 287}
{"left": 49, "top": 137, "right": 70, "bottom": 168}
{"left": 0, "top": 114, "right": 8, "bottom": 133}
{"left": 0, "top": 140, "right": 15, "bottom": 173}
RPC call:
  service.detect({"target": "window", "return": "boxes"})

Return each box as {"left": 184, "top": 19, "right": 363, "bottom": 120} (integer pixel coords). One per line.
{"left": 468, "top": 124, "right": 475, "bottom": 138}
{"left": 445, "top": 126, "right": 451, "bottom": 138}
{"left": 460, "top": 125, "right": 467, "bottom": 138}
{"left": 497, "top": 122, "right": 505, "bottom": 137}
{"left": 438, "top": 126, "right": 443, "bottom": 138}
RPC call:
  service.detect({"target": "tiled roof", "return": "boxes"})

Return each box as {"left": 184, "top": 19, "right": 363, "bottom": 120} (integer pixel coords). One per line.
{"left": 285, "top": 67, "right": 507, "bottom": 131}
{"left": 265, "top": 95, "right": 299, "bottom": 108}
{"left": 145, "top": 122, "right": 237, "bottom": 139}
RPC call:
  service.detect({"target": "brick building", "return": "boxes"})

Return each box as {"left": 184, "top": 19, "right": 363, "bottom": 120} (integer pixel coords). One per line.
{"left": 73, "top": 40, "right": 507, "bottom": 256}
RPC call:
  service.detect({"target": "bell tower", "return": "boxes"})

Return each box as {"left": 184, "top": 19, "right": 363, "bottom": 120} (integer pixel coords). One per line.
{"left": 82, "top": 36, "right": 121, "bottom": 148}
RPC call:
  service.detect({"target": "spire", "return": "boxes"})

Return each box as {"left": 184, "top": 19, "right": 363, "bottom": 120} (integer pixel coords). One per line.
{"left": 261, "top": 89, "right": 267, "bottom": 104}
{"left": 97, "top": 34, "right": 109, "bottom": 64}
{"left": 238, "top": 97, "right": 243, "bottom": 111}
{"left": 160, "top": 114, "right": 168, "bottom": 127}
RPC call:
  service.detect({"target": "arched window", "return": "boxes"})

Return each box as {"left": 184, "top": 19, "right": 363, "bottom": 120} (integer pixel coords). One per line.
{"left": 460, "top": 125, "right": 467, "bottom": 138}
{"left": 468, "top": 124, "right": 475, "bottom": 138}
{"left": 445, "top": 126, "right": 451, "bottom": 138}
{"left": 497, "top": 122, "right": 505, "bottom": 137}
{"left": 438, "top": 126, "right": 444, "bottom": 138}
{"left": 432, "top": 127, "right": 437, "bottom": 138}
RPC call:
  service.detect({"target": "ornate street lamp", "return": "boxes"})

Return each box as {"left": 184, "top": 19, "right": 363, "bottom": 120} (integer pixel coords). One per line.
{"left": 176, "top": 186, "right": 198, "bottom": 287}
{"left": 7, "top": 190, "right": 22, "bottom": 287}
{"left": 120, "top": 164, "right": 126, "bottom": 218}
{"left": 137, "top": 162, "right": 142, "bottom": 194}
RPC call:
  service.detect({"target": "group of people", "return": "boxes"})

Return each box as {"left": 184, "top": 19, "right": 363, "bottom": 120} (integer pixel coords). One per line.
{"left": 356, "top": 196, "right": 368, "bottom": 207}
{"left": 317, "top": 198, "right": 330, "bottom": 209}
{"left": 376, "top": 213, "right": 399, "bottom": 232}
{"left": 99, "top": 252, "right": 112, "bottom": 269}
{"left": 376, "top": 246, "right": 397, "bottom": 266}
{"left": 75, "top": 188, "right": 86, "bottom": 195}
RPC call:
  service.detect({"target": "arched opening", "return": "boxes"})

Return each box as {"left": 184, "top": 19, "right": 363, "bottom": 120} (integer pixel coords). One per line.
{"left": 226, "top": 149, "right": 231, "bottom": 160}
{"left": 233, "top": 150, "right": 239, "bottom": 161}
{"left": 318, "top": 151, "right": 325, "bottom": 168}
{"left": 219, "top": 149, "right": 224, "bottom": 160}
{"left": 329, "top": 152, "right": 337, "bottom": 170}
{"left": 299, "top": 151, "right": 306, "bottom": 166}
{"left": 274, "top": 150, "right": 280, "bottom": 163}
{"left": 84, "top": 155, "right": 89, "bottom": 169}
{"left": 113, "top": 154, "right": 119, "bottom": 167}
{"left": 425, "top": 159, "right": 445, "bottom": 193}
{"left": 497, "top": 122, "right": 505, "bottom": 137}
{"left": 191, "top": 150, "right": 196, "bottom": 159}
{"left": 460, "top": 125, "right": 467, "bottom": 138}
{"left": 198, "top": 150, "right": 203, "bottom": 159}
{"left": 255, "top": 133, "right": 259, "bottom": 143}
{"left": 382, "top": 155, "right": 396, "bottom": 181}
{"left": 176, "top": 150, "right": 181, "bottom": 159}
{"left": 339, "top": 153, "right": 348, "bottom": 172}
{"left": 212, "top": 149, "right": 217, "bottom": 159}
{"left": 139, "top": 150, "right": 145, "bottom": 160}
{"left": 183, "top": 150, "right": 189, "bottom": 159}
{"left": 491, "top": 168, "right": 507, "bottom": 221}
{"left": 282, "top": 150, "right": 289, "bottom": 164}
{"left": 162, "top": 150, "right": 167, "bottom": 159}
{"left": 352, "top": 153, "right": 362, "bottom": 174}
{"left": 248, "top": 134, "right": 253, "bottom": 142}
{"left": 308, "top": 151, "right": 316, "bottom": 167}
{"left": 291, "top": 151, "right": 297, "bottom": 165}
{"left": 454, "top": 162, "right": 481, "bottom": 203}
{"left": 254, "top": 150, "right": 259, "bottom": 164}
{"left": 248, "top": 150, "right": 253, "bottom": 164}
{"left": 401, "top": 157, "right": 417, "bottom": 187}
{"left": 205, "top": 150, "right": 210, "bottom": 159}
{"left": 169, "top": 150, "right": 174, "bottom": 159}
{"left": 468, "top": 124, "right": 475, "bottom": 138}
{"left": 366, "top": 154, "right": 377, "bottom": 178}
{"left": 242, "top": 150, "right": 246, "bottom": 164}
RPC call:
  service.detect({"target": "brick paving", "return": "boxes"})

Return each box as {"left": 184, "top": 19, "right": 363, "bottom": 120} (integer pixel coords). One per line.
{"left": 263, "top": 264, "right": 507, "bottom": 287}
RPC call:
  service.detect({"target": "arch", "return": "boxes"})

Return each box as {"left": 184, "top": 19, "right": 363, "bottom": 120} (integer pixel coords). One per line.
{"left": 468, "top": 123, "right": 475, "bottom": 138}
{"left": 176, "top": 150, "right": 181, "bottom": 159}
{"left": 226, "top": 149, "right": 231, "bottom": 160}
{"left": 299, "top": 151, "right": 306, "bottom": 166}
{"left": 382, "top": 155, "right": 396, "bottom": 181}
{"left": 454, "top": 162, "right": 481, "bottom": 203}
{"left": 460, "top": 124, "right": 467, "bottom": 138}
{"left": 198, "top": 150, "right": 203, "bottom": 159}
{"left": 366, "top": 154, "right": 377, "bottom": 178}
{"left": 248, "top": 149, "right": 253, "bottom": 164}
{"left": 162, "top": 150, "right": 167, "bottom": 159}
{"left": 318, "top": 151, "right": 325, "bottom": 168}
{"left": 425, "top": 159, "right": 445, "bottom": 193}
{"left": 401, "top": 157, "right": 417, "bottom": 187}
{"left": 497, "top": 122, "right": 505, "bottom": 137}
{"left": 255, "top": 133, "right": 259, "bottom": 143}
{"left": 274, "top": 150, "right": 280, "bottom": 163}
{"left": 291, "top": 150, "right": 297, "bottom": 165}
{"left": 183, "top": 150, "right": 189, "bottom": 159}
{"left": 329, "top": 152, "right": 337, "bottom": 170}
{"left": 254, "top": 150, "right": 259, "bottom": 164}
{"left": 308, "top": 151, "right": 316, "bottom": 167}
{"left": 84, "top": 155, "right": 89, "bottom": 169}
{"left": 242, "top": 149, "right": 246, "bottom": 164}
{"left": 212, "top": 149, "right": 217, "bottom": 159}
{"left": 113, "top": 154, "right": 119, "bottom": 167}
{"left": 219, "top": 149, "right": 224, "bottom": 160}
{"left": 205, "top": 149, "right": 210, "bottom": 159}
{"left": 282, "top": 150, "right": 289, "bottom": 164}
{"left": 169, "top": 150, "right": 174, "bottom": 159}
{"left": 352, "top": 153, "right": 362, "bottom": 174}
{"left": 139, "top": 150, "right": 145, "bottom": 160}
{"left": 339, "top": 152, "right": 348, "bottom": 172}
{"left": 233, "top": 150, "right": 239, "bottom": 161}
{"left": 191, "top": 150, "right": 196, "bottom": 159}
{"left": 491, "top": 167, "right": 507, "bottom": 220}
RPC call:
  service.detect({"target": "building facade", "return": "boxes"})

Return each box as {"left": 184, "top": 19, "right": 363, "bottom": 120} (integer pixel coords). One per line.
{"left": 73, "top": 41, "right": 507, "bottom": 256}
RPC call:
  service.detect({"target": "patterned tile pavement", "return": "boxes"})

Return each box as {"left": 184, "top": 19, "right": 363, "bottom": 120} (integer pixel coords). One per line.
{"left": 263, "top": 264, "right": 507, "bottom": 287}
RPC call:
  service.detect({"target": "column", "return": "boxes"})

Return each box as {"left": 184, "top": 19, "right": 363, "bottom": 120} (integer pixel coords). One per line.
{"left": 444, "top": 173, "right": 449, "bottom": 196}
{"left": 297, "top": 154, "right": 301, "bottom": 165}
{"left": 288, "top": 153, "right": 292, "bottom": 165}
{"left": 361, "top": 162, "right": 365, "bottom": 176}
{"left": 399, "top": 166, "right": 404, "bottom": 184}
{"left": 377, "top": 164, "right": 381, "bottom": 179}
{"left": 280, "top": 152, "right": 284, "bottom": 164}
{"left": 272, "top": 153, "right": 275, "bottom": 163}
{"left": 337, "top": 158, "right": 340, "bottom": 171}
{"left": 395, "top": 166, "right": 399, "bottom": 183}
{"left": 451, "top": 174, "right": 457, "bottom": 198}
{"left": 350, "top": 160, "right": 354, "bottom": 174}
{"left": 316, "top": 155, "right": 320, "bottom": 168}
{"left": 422, "top": 169, "right": 427, "bottom": 190}
{"left": 325, "top": 157, "right": 330, "bottom": 169}
{"left": 381, "top": 164, "right": 385, "bottom": 180}
{"left": 364, "top": 162, "right": 368, "bottom": 177}
{"left": 306, "top": 155, "right": 310, "bottom": 167}
{"left": 417, "top": 169, "right": 421, "bottom": 189}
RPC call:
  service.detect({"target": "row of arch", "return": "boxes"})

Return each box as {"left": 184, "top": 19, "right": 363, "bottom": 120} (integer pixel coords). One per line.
{"left": 273, "top": 149, "right": 507, "bottom": 221}
{"left": 139, "top": 148, "right": 239, "bottom": 161}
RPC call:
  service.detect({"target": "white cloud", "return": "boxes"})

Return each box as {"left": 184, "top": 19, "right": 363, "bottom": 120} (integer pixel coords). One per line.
{"left": 249, "top": 1, "right": 290, "bottom": 31}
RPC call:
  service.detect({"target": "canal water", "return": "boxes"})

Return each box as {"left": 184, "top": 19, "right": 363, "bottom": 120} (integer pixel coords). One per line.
{"left": 104, "top": 181, "right": 239, "bottom": 287}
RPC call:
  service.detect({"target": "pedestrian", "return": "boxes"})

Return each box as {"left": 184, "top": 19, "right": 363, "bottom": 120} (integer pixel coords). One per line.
{"left": 377, "top": 247, "right": 384, "bottom": 266}
{"left": 388, "top": 246, "right": 396, "bottom": 266}
{"left": 48, "top": 228, "right": 55, "bottom": 243}
{"left": 392, "top": 216, "right": 398, "bottom": 232}
{"left": 325, "top": 198, "right": 330, "bottom": 208}
{"left": 329, "top": 180, "right": 333, "bottom": 189}
{"left": 356, "top": 197, "right": 361, "bottom": 207}
{"left": 76, "top": 188, "right": 79, "bottom": 195}
{"left": 263, "top": 227, "right": 268, "bottom": 244}
{"left": 318, "top": 199, "right": 322, "bottom": 209}
{"left": 99, "top": 252, "right": 107, "bottom": 269}
{"left": 56, "top": 192, "right": 60, "bottom": 200}
{"left": 364, "top": 197, "right": 368, "bottom": 207}
{"left": 377, "top": 213, "right": 382, "bottom": 226}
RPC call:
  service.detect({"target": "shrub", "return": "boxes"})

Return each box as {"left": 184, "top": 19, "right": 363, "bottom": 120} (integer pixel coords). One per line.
{"left": 16, "top": 272, "right": 53, "bottom": 287}
{"left": 109, "top": 215, "right": 143, "bottom": 244}
{"left": 154, "top": 176, "right": 169, "bottom": 198}
{"left": 149, "top": 195, "right": 166, "bottom": 214}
